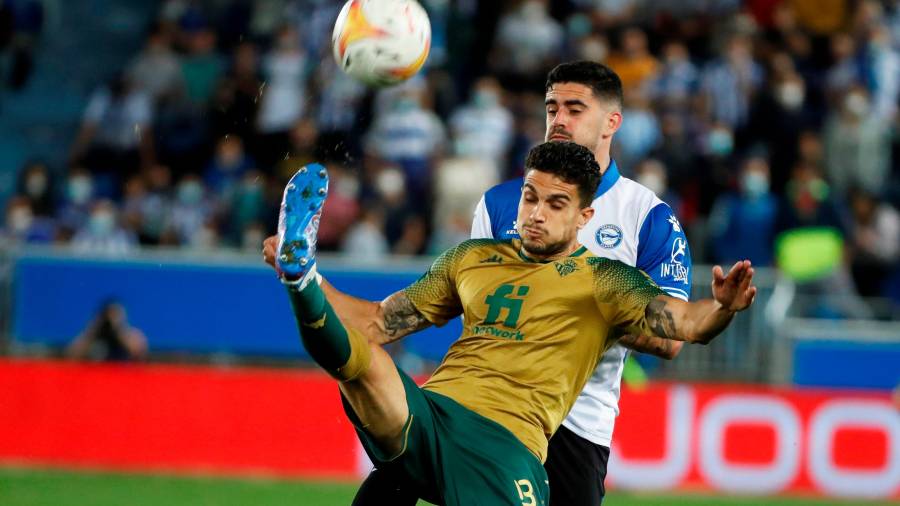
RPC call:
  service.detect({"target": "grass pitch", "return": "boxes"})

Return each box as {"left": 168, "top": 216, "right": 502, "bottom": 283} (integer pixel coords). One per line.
{"left": 0, "top": 466, "right": 894, "bottom": 506}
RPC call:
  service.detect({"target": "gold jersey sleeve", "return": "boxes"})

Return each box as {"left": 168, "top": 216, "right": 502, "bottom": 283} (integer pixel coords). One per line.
{"left": 588, "top": 257, "right": 667, "bottom": 338}
{"left": 404, "top": 239, "right": 500, "bottom": 326}
{"left": 404, "top": 240, "right": 666, "bottom": 462}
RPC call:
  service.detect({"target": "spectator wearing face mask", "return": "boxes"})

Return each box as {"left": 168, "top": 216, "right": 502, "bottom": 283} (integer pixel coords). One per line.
{"left": 1, "top": 197, "right": 55, "bottom": 245}
{"left": 15, "top": 160, "right": 55, "bottom": 217}
{"left": 71, "top": 200, "right": 137, "bottom": 255}
{"left": 847, "top": 187, "right": 900, "bottom": 298}
{"left": 708, "top": 155, "right": 779, "bottom": 266}
{"left": 824, "top": 85, "right": 892, "bottom": 197}
{"left": 57, "top": 169, "right": 97, "bottom": 240}
{"left": 165, "top": 175, "right": 216, "bottom": 247}
{"left": 449, "top": 77, "right": 514, "bottom": 171}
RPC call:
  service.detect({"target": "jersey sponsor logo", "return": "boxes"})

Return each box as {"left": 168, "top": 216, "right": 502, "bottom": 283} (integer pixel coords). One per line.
{"left": 597, "top": 224, "right": 623, "bottom": 249}
{"left": 480, "top": 254, "right": 503, "bottom": 264}
{"left": 668, "top": 215, "right": 682, "bottom": 232}
{"left": 554, "top": 258, "right": 579, "bottom": 277}
{"left": 479, "top": 284, "right": 529, "bottom": 340}
{"left": 660, "top": 237, "right": 689, "bottom": 285}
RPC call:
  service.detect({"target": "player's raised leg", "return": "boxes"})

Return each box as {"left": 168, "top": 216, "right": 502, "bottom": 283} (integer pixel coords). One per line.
{"left": 276, "top": 164, "right": 409, "bottom": 457}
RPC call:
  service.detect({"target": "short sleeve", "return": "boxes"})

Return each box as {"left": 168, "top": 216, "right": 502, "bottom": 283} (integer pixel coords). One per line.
{"left": 404, "top": 243, "right": 468, "bottom": 326}
{"left": 636, "top": 203, "right": 693, "bottom": 301}
{"left": 590, "top": 258, "right": 665, "bottom": 337}
{"left": 470, "top": 195, "right": 493, "bottom": 239}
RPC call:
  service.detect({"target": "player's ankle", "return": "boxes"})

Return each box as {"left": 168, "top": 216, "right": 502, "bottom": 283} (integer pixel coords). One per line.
{"left": 282, "top": 263, "right": 322, "bottom": 292}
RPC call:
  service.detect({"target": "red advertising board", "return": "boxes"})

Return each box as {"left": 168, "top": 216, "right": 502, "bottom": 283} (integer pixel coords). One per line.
{"left": 0, "top": 359, "right": 896, "bottom": 500}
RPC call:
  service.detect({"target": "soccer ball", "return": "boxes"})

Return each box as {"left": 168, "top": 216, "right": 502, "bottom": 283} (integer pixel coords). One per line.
{"left": 332, "top": 0, "right": 431, "bottom": 87}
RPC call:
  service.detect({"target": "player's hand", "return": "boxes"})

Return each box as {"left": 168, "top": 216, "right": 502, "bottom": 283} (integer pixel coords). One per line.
{"left": 711, "top": 260, "right": 756, "bottom": 312}
{"left": 262, "top": 235, "right": 280, "bottom": 272}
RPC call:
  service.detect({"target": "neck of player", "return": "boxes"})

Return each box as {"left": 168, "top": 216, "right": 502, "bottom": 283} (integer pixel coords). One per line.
{"left": 520, "top": 242, "right": 581, "bottom": 263}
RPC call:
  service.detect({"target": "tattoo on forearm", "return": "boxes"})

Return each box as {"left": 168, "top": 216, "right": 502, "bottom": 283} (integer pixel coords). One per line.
{"left": 620, "top": 334, "right": 673, "bottom": 357}
{"left": 646, "top": 299, "right": 677, "bottom": 340}
{"left": 381, "top": 292, "right": 431, "bottom": 339}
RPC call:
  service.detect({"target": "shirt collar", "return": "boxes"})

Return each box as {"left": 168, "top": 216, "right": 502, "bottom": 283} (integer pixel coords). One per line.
{"left": 595, "top": 159, "right": 620, "bottom": 198}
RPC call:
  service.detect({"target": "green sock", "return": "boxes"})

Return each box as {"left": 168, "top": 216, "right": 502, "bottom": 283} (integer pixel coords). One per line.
{"left": 287, "top": 281, "right": 351, "bottom": 370}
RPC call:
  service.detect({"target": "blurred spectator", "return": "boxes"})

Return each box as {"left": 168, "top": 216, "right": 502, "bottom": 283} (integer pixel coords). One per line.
{"left": 66, "top": 300, "right": 148, "bottom": 361}
{"left": 312, "top": 59, "right": 368, "bottom": 161}
{"left": 492, "top": 0, "right": 563, "bottom": 90}
{"left": 166, "top": 174, "right": 216, "bottom": 247}
{"left": 701, "top": 34, "right": 764, "bottom": 129}
{"left": 180, "top": 27, "right": 224, "bottom": 105}
{"left": 316, "top": 164, "right": 360, "bottom": 251}
{"left": 606, "top": 27, "right": 660, "bottom": 90}
{"left": 127, "top": 24, "right": 184, "bottom": 103}
{"left": 1, "top": 196, "right": 54, "bottom": 245}
{"left": 823, "top": 86, "right": 892, "bottom": 196}
{"left": 342, "top": 207, "right": 390, "bottom": 262}
{"left": 69, "top": 73, "right": 155, "bottom": 196}
{"left": 647, "top": 40, "right": 699, "bottom": 111}
{"left": 256, "top": 25, "right": 308, "bottom": 169}
{"left": 222, "top": 170, "right": 270, "bottom": 246}
{"left": 848, "top": 188, "right": 900, "bottom": 297}
{"left": 824, "top": 32, "right": 861, "bottom": 102}
{"left": 277, "top": 119, "right": 319, "bottom": 182}
{"left": 15, "top": 160, "right": 54, "bottom": 217}
{"left": 366, "top": 82, "right": 445, "bottom": 201}
{"left": 57, "top": 168, "right": 97, "bottom": 239}
{"left": 863, "top": 23, "right": 900, "bottom": 123}
{"left": 708, "top": 155, "right": 779, "bottom": 266}
{"left": 122, "top": 166, "right": 172, "bottom": 246}
{"left": 449, "top": 76, "right": 514, "bottom": 171}
{"left": 208, "top": 41, "right": 263, "bottom": 144}
{"left": 0, "top": 0, "right": 42, "bottom": 90}
{"left": 633, "top": 158, "right": 681, "bottom": 212}
{"left": 615, "top": 89, "right": 661, "bottom": 170}
{"left": 71, "top": 200, "right": 138, "bottom": 255}
{"left": 204, "top": 135, "right": 255, "bottom": 197}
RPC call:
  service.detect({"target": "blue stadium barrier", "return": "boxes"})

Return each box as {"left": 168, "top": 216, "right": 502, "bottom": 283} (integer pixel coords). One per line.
{"left": 11, "top": 252, "right": 461, "bottom": 361}
{"left": 792, "top": 339, "right": 900, "bottom": 390}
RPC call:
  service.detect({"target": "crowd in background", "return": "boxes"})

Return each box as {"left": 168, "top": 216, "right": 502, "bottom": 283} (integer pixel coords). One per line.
{"left": 3, "top": 0, "right": 900, "bottom": 310}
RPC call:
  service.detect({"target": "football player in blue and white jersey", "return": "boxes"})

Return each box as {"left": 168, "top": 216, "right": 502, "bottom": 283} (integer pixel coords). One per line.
{"left": 470, "top": 60, "right": 693, "bottom": 505}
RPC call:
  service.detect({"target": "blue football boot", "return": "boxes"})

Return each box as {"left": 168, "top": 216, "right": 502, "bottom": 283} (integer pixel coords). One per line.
{"left": 276, "top": 163, "right": 329, "bottom": 284}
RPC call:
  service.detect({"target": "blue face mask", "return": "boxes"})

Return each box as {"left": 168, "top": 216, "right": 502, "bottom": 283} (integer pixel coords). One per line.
{"left": 742, "top": 172, "right": 770, "bottom": 199}
{"left": 89, "top": 212, "right": 116, "bottom": 235}
{"left": 708, "top": 129, "right": 733, "bottom": 157}
{"left": 178, "top": 182, "right": 204, "bottom": 204}
{"left": 68, "top": 177, "right": 93, "bottom": 205}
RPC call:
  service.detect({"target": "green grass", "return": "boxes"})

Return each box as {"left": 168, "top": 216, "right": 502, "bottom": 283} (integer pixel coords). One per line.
{"left": 0, "top": 466, "right": 894, "bottom": 506}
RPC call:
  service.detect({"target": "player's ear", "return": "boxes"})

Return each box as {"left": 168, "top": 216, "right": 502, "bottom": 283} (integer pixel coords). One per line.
{"left": 577, "top": 206, "right": 594, "bottom": 229}
{"left": 604, "top": 109, "right": 622, "bottom": 136}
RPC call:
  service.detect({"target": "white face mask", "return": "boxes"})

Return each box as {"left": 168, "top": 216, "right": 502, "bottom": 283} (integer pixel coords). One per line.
{"left": 68, "top": 176, "right": 93, "bottom": 205}
{"left": 579, "top": 39, "right": 608, "bottom": 62}
{"left": 9, "top": 207, "right": 33, "bottom": 233}
{"left": 637, "top": 172, "right": 666, "bottom": 196}
{"left": 26, "top": 173, "right": 48, "bottom": 197}
{"left": 777, "top": 82, "right": 804, "bottom": 110}
{"left": 89, "top": 211, "right": 116, "bottom": 235}
{"left": 844, "top": 93, "right": 869, "bottom": 117}
{"left": 376, "top": 169, "right": 405, "bottom": 199}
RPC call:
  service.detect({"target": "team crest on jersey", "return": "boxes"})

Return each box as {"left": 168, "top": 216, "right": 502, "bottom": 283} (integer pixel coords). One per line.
{"left": 668, "top": 215, "right": 682, "bottom": 232}
{"left": 596, "top": 224, "right": 623, "bottom": 249}
{"left": 554, "top": 259, "right": 579, "bottom": 277}
{"left": 660, "top": 237, "right": 689, "bottom": 284}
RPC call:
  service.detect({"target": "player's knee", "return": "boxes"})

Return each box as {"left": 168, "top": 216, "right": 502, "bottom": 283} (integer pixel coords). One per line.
{"left": 331, "top": 328, "right": 372, "bottom": 381}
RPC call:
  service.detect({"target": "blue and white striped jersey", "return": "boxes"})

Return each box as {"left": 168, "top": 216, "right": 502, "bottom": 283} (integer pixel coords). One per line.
{"left": 471, "top": 160, "right": 693, "bottom": 446}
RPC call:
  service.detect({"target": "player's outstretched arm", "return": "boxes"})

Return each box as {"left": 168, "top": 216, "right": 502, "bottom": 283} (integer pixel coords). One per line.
{"left": 263, "top": 236, "right": 432, "bottom": 344}
{"left": 644, "top": 260, "right": 757, "bottom": 345}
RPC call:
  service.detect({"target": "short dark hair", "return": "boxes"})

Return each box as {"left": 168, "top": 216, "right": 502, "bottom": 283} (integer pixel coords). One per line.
{"left": 546, "top": 61, "right": 623, "bottom": 110}
{"left": 525, "top": 142, "right": 601, "bottom": 207}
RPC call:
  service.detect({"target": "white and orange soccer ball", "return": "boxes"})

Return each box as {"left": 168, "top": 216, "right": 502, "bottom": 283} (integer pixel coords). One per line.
{"left": 332, "top": 0, "right": 431, "bottom": 87}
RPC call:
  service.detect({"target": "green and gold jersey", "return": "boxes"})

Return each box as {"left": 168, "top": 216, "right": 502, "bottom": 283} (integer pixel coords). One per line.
{"left": 405, "top": 238, "right": 665, "bottom": 462}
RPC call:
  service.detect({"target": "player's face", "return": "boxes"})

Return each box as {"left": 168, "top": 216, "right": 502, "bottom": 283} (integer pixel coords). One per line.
{"left": 545, "top": 82, "right": 618, "bottom": 156}
{"left": 517, "top": 169, "right": 594, "bottom": 259}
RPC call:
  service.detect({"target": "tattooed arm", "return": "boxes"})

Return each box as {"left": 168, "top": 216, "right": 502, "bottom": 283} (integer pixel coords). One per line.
{"left": 618, "top": 333, "right": 683, "bottom": 359}
{"left": 320, "top": 279, "right": 431, "bottom": 345}
{"left": 643, "top": 260, "right": 757, "bottom": 345}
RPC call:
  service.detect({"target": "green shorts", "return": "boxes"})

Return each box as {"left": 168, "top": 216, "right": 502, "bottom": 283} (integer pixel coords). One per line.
{"left": 341, "top": 367, "right": 548, "bottom": 506}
